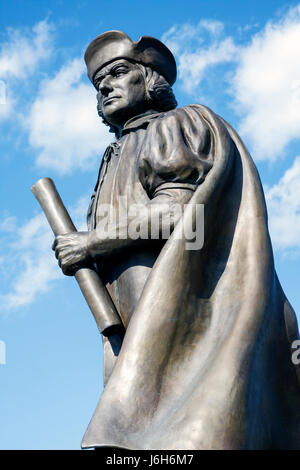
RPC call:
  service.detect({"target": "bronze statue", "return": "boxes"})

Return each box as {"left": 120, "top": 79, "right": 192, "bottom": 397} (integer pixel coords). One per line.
{"left": 49, "top": 31, "right": 300, "bottom": 449}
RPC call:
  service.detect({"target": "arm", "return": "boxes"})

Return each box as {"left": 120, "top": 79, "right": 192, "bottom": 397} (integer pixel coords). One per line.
{"left": 53, "top": 187, "right": 194, "bottom": 275}
{"left": 54, "top": 106, "right": 213, "bottom": 275}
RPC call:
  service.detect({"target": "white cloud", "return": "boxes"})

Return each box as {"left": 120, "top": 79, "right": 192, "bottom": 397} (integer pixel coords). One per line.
{"left": 0, "top": 20, "right": 53, "bottom": 80}
{"left": 162, "top": 20, "right": 224, "bottom": 55}
{"left": 232, "top": 5, "right": 300, "bottom": 160}
{"left": 0, "top": 195, "right": 89, "bottom": 311}
{"left": 0, "top": 93, "right": 13, "bottom": 121}
{"left": 162, "top": 20, "right": 239, "bottom": 93}
{"left": 0, "top": 19, "right": 110, "bottom": 170}
{"left": 27, "top": 58, "right": 111, "bottom": 174}
{"left": 265, "top": 156, "right": 300, "bottom": 251}
{"left": 0, "top": 79, "right": 6, "bottom": 105}
{"left": 163, "top": 7, "right": 300, "bottom": 161}
{"left": 0, "top": 80, "right": 15, "bottom": 121}
{"left": 0, "top": 215, "right": 17, "bottom": 232}
{"left": 0, "top": 20, "right": 54, "bottom": 122}
{"left": 178, "top": 38, "right": 238, "bottom": 93}
{"left": 0, "top": 213, "right": 60, "bottom": 309}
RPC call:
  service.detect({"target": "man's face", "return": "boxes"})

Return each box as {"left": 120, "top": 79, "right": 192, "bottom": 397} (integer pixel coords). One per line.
{"left": 94, "top": 59, "right": 149, "bottom": 128}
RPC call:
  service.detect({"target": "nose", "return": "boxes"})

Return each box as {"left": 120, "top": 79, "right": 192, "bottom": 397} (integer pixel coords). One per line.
{"left": 98, "top": 76, "right": 113, "bottom": 96}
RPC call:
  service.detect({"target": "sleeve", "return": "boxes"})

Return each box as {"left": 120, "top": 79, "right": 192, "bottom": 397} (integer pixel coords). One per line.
{"left": 138, "top": 105, "right": 214, "bottom": 199}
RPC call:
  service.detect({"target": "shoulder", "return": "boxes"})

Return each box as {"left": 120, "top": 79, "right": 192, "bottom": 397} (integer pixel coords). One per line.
{"left": 152, "top": 104, "right": 211, "bottom": 122}
{"left": 147, "top": 104, "right": 215, "bottom": 134}
{"left": 138, "top": 105, "right": 215, "bottom": 196}
{"left": 144, "top": 105, "right": 213, "bottom": 149}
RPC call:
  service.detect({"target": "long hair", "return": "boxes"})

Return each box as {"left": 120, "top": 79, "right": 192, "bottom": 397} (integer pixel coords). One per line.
{"left": 97, "top": 63, "right": 177, "bottom": 135}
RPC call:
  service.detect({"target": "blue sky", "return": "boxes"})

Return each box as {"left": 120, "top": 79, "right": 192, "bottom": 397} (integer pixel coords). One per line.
{"left": 0, "top": 0, "right": 300, "bottom": 450}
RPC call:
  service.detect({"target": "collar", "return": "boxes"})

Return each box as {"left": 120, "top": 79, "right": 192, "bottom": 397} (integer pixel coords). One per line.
{"left": 120, "top": 109, "right": 163, "bottom": 136}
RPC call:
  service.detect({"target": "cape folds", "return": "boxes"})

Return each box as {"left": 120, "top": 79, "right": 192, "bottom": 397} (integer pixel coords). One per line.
{"left": 82, "top": 105, "right": 300, "bottom": 450}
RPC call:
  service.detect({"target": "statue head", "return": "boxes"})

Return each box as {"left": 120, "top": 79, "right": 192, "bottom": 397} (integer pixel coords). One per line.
{"left": 84, "top": 31, "right": 178, "bottom": 134}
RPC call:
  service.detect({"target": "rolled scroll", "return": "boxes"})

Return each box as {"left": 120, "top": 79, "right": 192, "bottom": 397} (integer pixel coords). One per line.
{"left": 31, "top": 177, "right": 123, "bottom": 336}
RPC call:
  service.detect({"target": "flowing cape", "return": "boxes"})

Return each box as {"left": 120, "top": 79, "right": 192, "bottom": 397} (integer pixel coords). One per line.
{"left": 82, "top": 105, "right": 300, "bottom": 450}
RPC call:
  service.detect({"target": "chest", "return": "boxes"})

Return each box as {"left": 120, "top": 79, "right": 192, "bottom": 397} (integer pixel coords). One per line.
{"left": 87, "top": 129, "right": 150, "bottom": 230}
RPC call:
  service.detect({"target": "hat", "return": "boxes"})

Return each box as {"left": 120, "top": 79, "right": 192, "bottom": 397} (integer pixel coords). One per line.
{"left": 84, "top": 30, "right": 177, "bottom": 87}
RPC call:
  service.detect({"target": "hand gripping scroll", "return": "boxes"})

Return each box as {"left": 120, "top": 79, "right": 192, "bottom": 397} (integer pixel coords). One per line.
{"left": 31, "top": 177, "right": 124, "bottom": 337}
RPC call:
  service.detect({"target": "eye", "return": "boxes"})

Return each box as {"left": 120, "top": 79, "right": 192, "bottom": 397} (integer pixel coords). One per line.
{"left": 94, "top": 78, "right": 102, "bottom": 90}
{"left": 113, "top": 67, "right": 127, "bottom": 77}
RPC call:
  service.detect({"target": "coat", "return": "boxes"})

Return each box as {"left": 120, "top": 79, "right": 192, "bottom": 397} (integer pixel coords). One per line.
{"left": 82, "top": 104, "right": 300, "bottom": 449}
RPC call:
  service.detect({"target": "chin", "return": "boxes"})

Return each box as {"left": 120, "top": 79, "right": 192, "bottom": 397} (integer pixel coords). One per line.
{"left": 104, "top": 107, "right": 134, "bottom": 127}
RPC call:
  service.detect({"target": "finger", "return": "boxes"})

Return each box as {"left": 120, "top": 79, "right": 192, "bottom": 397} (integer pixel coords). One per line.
{"left": 54, "top": 239, "right": 68, "bottom": 250}
{"left": 62, "top": 263, "right": 77, "bottom": 277}
{"left": 55, "top": 245, "right": 71, "bottom": 260}
{"left": 59, "top": 254, "right": 74, "bottom": 269}
{"left": 57, "top": 254, "right": 75, "bottom": 275}
{"left": 63, "top": 269, "right": 73, "bottom": 277}
{"left": 52, "top": 235, "right": 68, "bottom": 251}
{"left": 55, "top": 241, "right": 74, "bottom": 253}
{"left": 55, "top": 247, "right": 68, "bottom": 260}
{"left": 59, "top": 260, "right": 74, "bottom": 274}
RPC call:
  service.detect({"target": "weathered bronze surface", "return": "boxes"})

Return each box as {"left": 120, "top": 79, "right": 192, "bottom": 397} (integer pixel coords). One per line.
{"left": 50, "top": 31, "right": 300, "bottom": 449}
